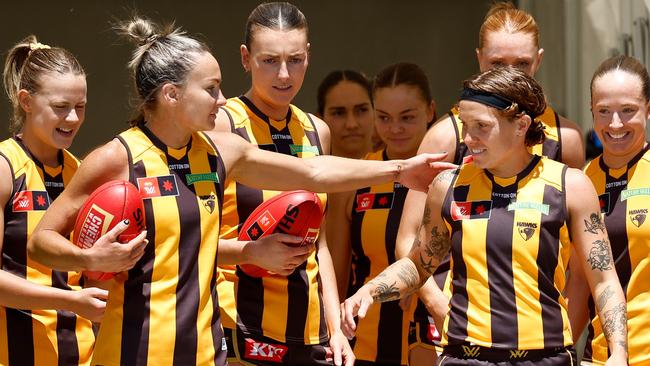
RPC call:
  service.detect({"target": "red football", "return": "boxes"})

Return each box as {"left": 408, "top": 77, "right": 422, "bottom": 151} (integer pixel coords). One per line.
{"left": 73, "top": 180, "right": 146, "bottom": 281}
{"left": 238, "top": 190, "right": 323, "bottom": 277}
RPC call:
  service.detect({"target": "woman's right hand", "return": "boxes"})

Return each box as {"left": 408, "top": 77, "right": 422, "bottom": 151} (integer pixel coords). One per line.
{"left": 245, "top": 233, "right": 315, "bottom": 276}
{"left": 82, "top": 220, "right": 148, "bottom": 273}
{"left": 69, "top": 287, "right": 108, "bottom": 323}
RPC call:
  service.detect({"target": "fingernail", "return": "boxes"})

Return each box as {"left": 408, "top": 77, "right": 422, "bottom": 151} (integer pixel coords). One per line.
{"left": 123, "top": 219, "right": 130, "bottom": 225}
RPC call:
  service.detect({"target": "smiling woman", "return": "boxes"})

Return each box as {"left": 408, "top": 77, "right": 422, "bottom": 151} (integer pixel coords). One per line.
{"left": 0, "top": 35, "right": 104, "bottom": 366}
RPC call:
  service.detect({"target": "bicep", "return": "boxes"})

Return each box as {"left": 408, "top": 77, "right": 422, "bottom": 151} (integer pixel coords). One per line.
{"left": 396, "top": 190, "right": 427, "bottom": 258}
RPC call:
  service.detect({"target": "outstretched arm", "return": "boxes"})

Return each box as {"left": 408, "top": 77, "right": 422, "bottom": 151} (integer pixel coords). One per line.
{"left": 208, "top": 130, "right": 455, "bottom": 194}
{"left": 565, "top": 169, "right": 627, "bottom": 364}
{"left": 341, "top": 169, "right": 455, "bottom": 336}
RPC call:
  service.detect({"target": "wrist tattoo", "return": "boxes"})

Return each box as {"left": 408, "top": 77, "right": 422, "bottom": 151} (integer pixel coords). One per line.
{"left": 602, "top": 303, "right": 627, "bottom": 339}
{"left": 371, "top": 281, "right": 400, "bottom": 303}
{"left": 587, "top": 239, "right": 613, "bottom": 271}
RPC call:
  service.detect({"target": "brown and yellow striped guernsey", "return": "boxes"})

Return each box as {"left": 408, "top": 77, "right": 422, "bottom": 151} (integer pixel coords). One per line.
{"left": 0, "top": 137, "right": 94, "bottom": 366}
{"left": 348, "top": 149, "right": 409, "bottom": 365}
{"left": 441, "top": 155, "right": 573, "bottom": 350}
{"left": 216, "top": 95, "right": 328, "bottom": 345}
{"left": 449, "top": 105, "right": 562, "bottom": 165}
{"left": 91, "top": 126, "right": 226, "bottom": 366}
{"left": 583, "top": 145, "right": 650, "bottom": 365}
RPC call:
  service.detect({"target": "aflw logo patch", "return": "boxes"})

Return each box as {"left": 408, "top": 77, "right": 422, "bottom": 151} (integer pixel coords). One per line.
{"left": 450, "top": 200, "right": 492, "bottom": 221}
{"left": 244, "top": 338, "right": 288, "bottom": 363}
{"left": 12, "top": 190, "right": 50, "bottom": 212}
{"left": 517, "top": 222, "right": 538, "bottom": 241}
{"left": 247, "top": 210, "right": 277, "bottom": 240}
{"left": 355, "top": 192, "right": 394, "bottom": 212}
{"left": 629, "top": 208, "right": 648, "bottom": 228}
{"left": 137, "top": 175, "right": 179, "bottom": 199}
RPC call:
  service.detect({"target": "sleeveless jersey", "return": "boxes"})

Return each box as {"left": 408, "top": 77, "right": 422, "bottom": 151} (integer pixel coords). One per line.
{"left": 0, "top": 137, "right": 94, "bottom": 366}
{"left": 441, "top": 156, "right": 573, "bottom": 350}
{"left": 91, "top": 126, "right": 227, "bottom": 366}
{"left": 216, "top": 96, "right": 328, "bottom": 345}
{"left": 449, "top": 105, "right": 562, "bottom": 165}
{"left": 582, "top": 145, "right": 650, "bottom": 365}
{"left": 348, "top": 149, "right": 409, "bottom": 364}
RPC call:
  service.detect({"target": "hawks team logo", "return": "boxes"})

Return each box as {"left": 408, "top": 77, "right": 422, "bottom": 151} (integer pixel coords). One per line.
{"left": 199, "top": 194, "right": 216, "bottom": 214}
{"left": 450, "top": 200, "right": 492, "bottom": 221}
{"left": 517, "top": 222, "right": 538, "bottom": 241}
{"left": 12, "top": 190, "right": 50, "bottom": 212}
{"left": 629, "top": 208, "right": 648, "bottom": 228}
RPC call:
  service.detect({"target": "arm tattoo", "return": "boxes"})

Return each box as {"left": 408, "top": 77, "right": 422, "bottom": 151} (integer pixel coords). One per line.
{"left": 602, "top": 303, "right": 627, "bottom": 340}
{"left": 596, "top": 285, "right": 614, "bottom": 311}
{"left": 395, "top": 263, "right": 419, "bottom": 289}
{"left": 424, "top": 226, "right": 451, "bottom": 262}
{"left": 419, "top": 253, "right": 435, "bottom": 274}
{"left": 371, "top": 281, "right": 400, "bottom": 303}
{"left": 587, "top": 239, "right": 613, "bottom": 271}
{"left": 584, "top": 212, "right": 606, "bottom": 234}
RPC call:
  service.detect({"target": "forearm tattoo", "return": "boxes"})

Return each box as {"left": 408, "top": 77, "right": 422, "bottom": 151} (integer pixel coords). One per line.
{"left": 587, "top": 239, "right": 613, "bottom": 271}
{"left": 371, "top": 281, "right": 400, "bottom": 302}
{"left": 584, "top": 212, "right": 606, "bottom": 234}
{"left": 596, "top": 285, "right": 614, "bottom": 311}
{"left": 602, "top": 303, "right": 627, "bottom": 351}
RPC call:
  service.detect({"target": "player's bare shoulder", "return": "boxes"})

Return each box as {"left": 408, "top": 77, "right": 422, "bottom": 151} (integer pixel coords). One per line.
{"left": 419, "top": 113, "right": 458, "bottom": 162}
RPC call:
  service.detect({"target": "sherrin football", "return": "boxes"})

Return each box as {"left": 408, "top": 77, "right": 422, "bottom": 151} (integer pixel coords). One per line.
{"left": 73, "top": 180, "right": 146, "bottom": 281}
{"left": 238, "top": 190, "right": 323, "bottom": 277}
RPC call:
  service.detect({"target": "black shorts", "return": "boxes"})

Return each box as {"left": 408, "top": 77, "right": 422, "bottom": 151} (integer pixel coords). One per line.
{"left": 224, "top": 327, "right": 332, "bottom": 365}
{"left": 408, "top": 319, "right": 441, "bottom": 350}
{"left": 438, "top": 345, "right": 577, "bottom": 365}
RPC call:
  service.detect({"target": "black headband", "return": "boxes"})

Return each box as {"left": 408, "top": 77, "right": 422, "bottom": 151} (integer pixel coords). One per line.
{"left": 460, "top": 88, "right": 513, "bottom": 110}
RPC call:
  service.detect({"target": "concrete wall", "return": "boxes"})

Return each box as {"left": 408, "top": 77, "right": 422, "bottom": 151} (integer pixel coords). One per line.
{"left": 0, "top": 0, "right": 492, "bottom": 156}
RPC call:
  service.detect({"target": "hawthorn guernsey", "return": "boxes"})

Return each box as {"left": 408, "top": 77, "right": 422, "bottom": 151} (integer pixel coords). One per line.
{"left": 73, "top": 180, "right": 146, "bottom": 280}
{"left": 238, "top": 190, "right": 324, "bottom": 277}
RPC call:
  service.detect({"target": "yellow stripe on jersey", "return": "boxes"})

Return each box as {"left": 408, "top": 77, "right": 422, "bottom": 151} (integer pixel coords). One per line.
{"left": 441, "top": 156, "right": 572, "bottom": 350}
{"left": 217, "top": 96, "right": 327, "bottom": 345}
{"left": 0, "top": 137, "right": 93, "bottom": 366}
{"left": 92, "top": 127, "right": 226, "bottom": 366}
{"left": 349, "top": 149, "right": 409, "bottom": 365}
{"left": 583, "top": 147, "right": 650, "bottom": 365}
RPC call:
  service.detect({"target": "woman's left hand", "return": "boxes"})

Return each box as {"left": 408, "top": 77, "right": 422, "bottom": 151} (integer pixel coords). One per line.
{"left": 328, "top": 329, "right": 355, "bottom": 366}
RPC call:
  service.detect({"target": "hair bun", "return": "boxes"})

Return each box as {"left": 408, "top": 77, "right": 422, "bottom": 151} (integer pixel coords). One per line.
{"left": 122, "top": 17, "right": 158, "bottom": 46}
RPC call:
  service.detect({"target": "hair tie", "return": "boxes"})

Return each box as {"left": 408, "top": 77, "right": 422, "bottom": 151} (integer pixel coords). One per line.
{"left": 28, "top": 42, "right": 51, "bottom": 53}
{"left": 145, "top": 34, "right": 159, "bottom": 45}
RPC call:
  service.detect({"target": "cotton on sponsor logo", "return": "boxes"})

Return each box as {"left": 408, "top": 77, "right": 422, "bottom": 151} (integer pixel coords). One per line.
{"left": 244, "top": 338, "right": 288, "bottom": 363}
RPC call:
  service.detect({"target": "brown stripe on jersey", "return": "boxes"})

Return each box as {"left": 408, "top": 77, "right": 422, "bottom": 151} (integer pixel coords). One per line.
{"left": 285, "top": 262, "right": 310, "bottom": 339}
{"left": 551, "top": 111, "right": 562, "bottom": 161}
{"left": 536, "top": 178, "right": 567, "bottom": 347}
{"left": 542, "top": 138, "right": 561, "bottom": 162}
{"left": 444, "top": 182, "right": 470, "bottom": 344}
{"left": 349, "top": 187, "right": 371, "bottom": 295}
{"left": 376, "top": 181, "right": 408, "bottom": 362}
{"left": 167, "top": 149, "right": 201, "bottom": 365}
{"left": 235, "top": 268, "right": 265, "bottom": 333}
{"left": 121, "top": 158, "right": 156, "bottom": 366}
{"left": 304, "top": 114, "right": 324, "bottom": 155}
{"left": 484, "top": 182, "right": 519, "bottom": 346}
{"left": 2, "top": 172, "right": 35, "bottom": 365}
